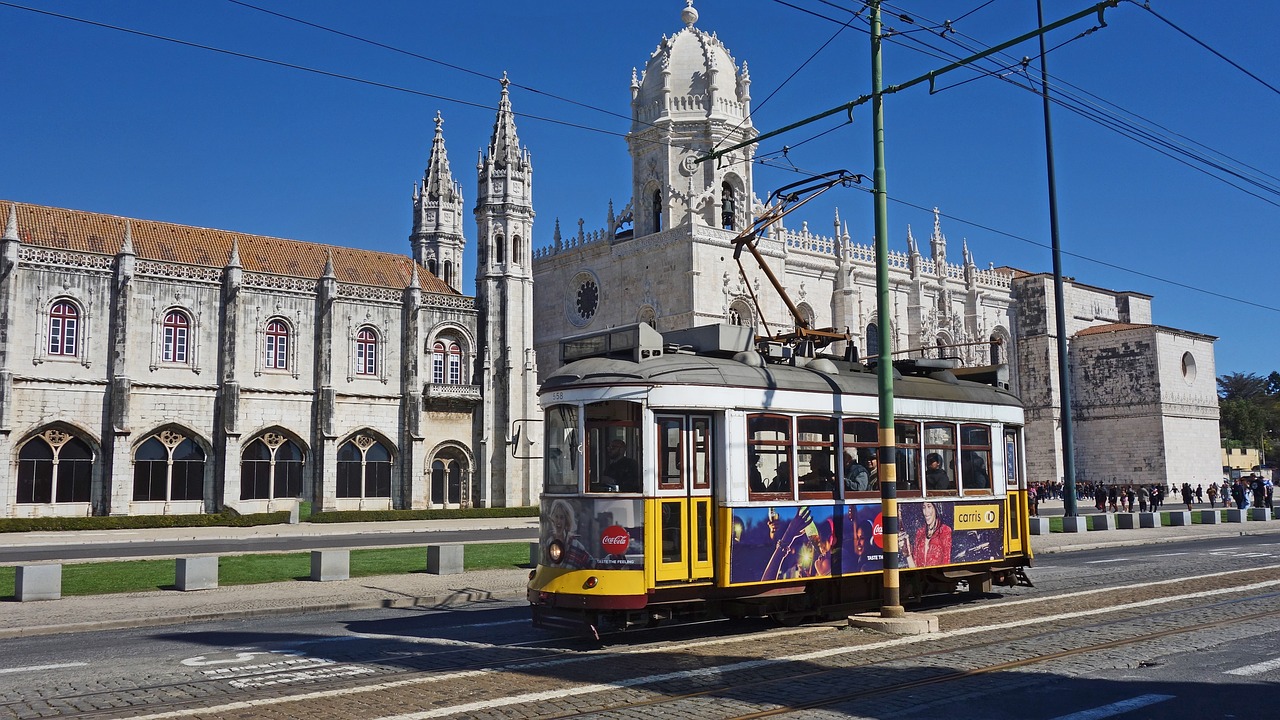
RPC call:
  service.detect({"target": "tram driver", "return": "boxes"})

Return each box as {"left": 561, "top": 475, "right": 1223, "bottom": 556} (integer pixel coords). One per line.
{"left": 601, "top": 439, "right": 640, "bottom": 493}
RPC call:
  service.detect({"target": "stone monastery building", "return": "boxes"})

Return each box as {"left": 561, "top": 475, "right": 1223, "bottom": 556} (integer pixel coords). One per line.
{"left": 1, "top": 2, "right": 1219, "bottom": 519}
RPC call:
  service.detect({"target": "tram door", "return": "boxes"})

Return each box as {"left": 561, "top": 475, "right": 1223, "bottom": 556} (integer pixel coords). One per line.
{"left": 652, "top": 415, "right": 715, "bottom": 583}
{"left": 1004, "top": 429, "right": 1026, "bottom": 556}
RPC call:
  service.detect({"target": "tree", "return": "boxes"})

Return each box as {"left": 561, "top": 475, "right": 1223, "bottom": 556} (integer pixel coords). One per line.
{"left": 1218, "top": 372, "right": 1268, "bottom": 401}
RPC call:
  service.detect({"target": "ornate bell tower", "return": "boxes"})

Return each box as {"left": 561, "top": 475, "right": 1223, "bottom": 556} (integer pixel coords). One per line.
{"left": 626, "top": 1, "right": 757, "bottom": 237}
{"left": 473, "top": 74, "right": 539, "bottom": 507}
{"left": 411, "top": 112, "right": 465, "bottom": 293}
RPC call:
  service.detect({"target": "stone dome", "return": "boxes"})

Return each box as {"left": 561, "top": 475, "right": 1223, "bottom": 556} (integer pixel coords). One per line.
{"left": 632, "top": 1, "right": 751, "bottom": 126}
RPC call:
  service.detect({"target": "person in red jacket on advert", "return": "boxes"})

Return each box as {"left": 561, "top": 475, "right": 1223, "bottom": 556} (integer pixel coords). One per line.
{"left": 901, "top": 501, "right": 952, "bottom": 569}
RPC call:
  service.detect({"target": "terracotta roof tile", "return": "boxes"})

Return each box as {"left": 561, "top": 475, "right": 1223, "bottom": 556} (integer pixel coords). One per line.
{"left": 4, "top": 201, "right": 456, "bottom": 295}
{"left": 1075, "top": 322, "right": 1151, "bottom": 337}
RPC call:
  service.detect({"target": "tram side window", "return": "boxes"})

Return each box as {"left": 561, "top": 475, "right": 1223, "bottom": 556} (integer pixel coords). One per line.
{"left": 842, "top": 418, "right": 879, "bottom": 495}
{"left": 797, "top": 416, "right": 837, "bottom": 500}
{"left": 960, "top": 424, "right": 993, "bottom": 492}
{"left": 586, "top": 400, "right": 641, "bottom": 493}
{"left": 747, "top": 414, "right": 792, "bottom": 498}
{"left": 544, "top": 405, "right": 580, "bottom": 494}
{"left": 656, "top": 416, "right": 684, "bottom": 490}
{"left": 896, "top": 420, "right": 922, "bottom": 494}
{"left": 924, "top": 422, "right": 958, "bottom": 494}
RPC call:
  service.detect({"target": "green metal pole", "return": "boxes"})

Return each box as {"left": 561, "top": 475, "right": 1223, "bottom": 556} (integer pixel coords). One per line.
{"left": 871, "top": 0, "right": 903, "bottom": 618}
{"left": 1037, "top": 0, "right": 1078, "bottom": 516}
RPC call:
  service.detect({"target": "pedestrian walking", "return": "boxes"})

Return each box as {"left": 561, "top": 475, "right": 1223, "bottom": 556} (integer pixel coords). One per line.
{"left": 1207, "top": 482, "right": 1218, "bottom": 508}
{"left": 1181, "top": 482, "right": 1193, "bottom": 511}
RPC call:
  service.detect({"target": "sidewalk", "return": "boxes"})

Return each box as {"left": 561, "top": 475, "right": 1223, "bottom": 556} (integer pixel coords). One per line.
{"left": 4, "top": 514, "right": 1280, "bottom": 639}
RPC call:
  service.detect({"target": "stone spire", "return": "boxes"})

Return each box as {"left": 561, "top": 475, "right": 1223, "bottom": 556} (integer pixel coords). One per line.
{"left": 227, "top": 237, "right": 241, "bottom": 268}
{"left": 487, "top": 73, "right": 524, "bottom": 170}
{"left": 322, "top": 249, "right": 336, "bottom": 279}
{"left": 120, "top": 220, "right": 135, "bottom": 256}
{"left": 929, "top": 207, "right": 946, "bottom": 269}
{"left": 412, "top": 111, "right": 466, "bottom": 291}
{"left": 3, "top": 203, "right": 17, "bottom": 242}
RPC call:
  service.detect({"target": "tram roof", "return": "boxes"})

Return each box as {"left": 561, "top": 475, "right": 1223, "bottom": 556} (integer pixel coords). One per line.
{"left": 541, "top": 352, "right": 1022, "bottom": 409}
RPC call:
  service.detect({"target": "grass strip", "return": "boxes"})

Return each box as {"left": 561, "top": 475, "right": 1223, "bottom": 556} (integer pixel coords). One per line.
{"left": 0, "top": 542, "right": 529, "bottom": 599}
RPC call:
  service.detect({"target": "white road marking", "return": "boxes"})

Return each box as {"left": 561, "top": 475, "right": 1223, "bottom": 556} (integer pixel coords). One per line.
{"left": 1084, "top": 559, "right": 1129, "bottom": 564}
{"left": 119, "top": 576, "right": 1280, "bottom": 720}
{"left": 1048, "top": 694, "right": 1175, "bottom": 720}
{"left": 0, "top": 662, "right": 88, "bottom": 675}
{"left": 1225, "top": 656, "right": 1280, "bottom": 676}
{"left": 1151, "top": 552, "right": 1190, "bottom": 557}
{"left": 936, "top": 563, "right": 1280, "bottom": 616}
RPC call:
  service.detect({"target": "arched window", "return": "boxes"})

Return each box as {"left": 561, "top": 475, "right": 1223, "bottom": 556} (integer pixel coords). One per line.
{"left": 990, "top": 334, "right": 1002, "bottom": 365}
{"left": 721, "top": 181, "right": 737, "bottom": 230}
{"left": 430, "top": 452, "right": 467, "bottom": 505}
{"left": 513, "top": 235, "right": 522, "bottom": 264}
{"left": 355, "top": 327, "right": 377, "bottom": 376}
{"left": 133, "top": 430, "right": 205, "bottom": 502}
{"left": 427, "top": 258, "right": 437, "bottom": 276}
{"left": 651, "top": 189, "right": 663, "bottom": 232}
{"left": 265, "top": 320, "right": 289, "bottom": 370}
{"left": 432, "top": 338, "right": 464, "bottom": 384}
{"left": 48, "top": 301, "right": 79, "bottom": 356}
{"left": 448, "top": 343, "right": 462, "bottom": 384}
{"left": 162, "top": 310, "right": 190, "bottom": 363}
{"left": 432, "top": 341, "right": 446, "bottom": 384}
{"left": 866, "top": 323, "right": 880, "bottom": 359}
{"left": 727, "top": 299, "right": 754, "bottom": 330}
{"left": 17, "top": 430, "right": 92, "bottom": 504}
{"left": 443, "top": 260, "right": 453, "bottom": 287}
{"left": 337, "top": 435, "right": 392, "bottom": 499}
{"left": 495, "top": 234, "right": 505, "bottom": 264}
{"left": 240, "top": 433, "right": 304, "bottom": 501}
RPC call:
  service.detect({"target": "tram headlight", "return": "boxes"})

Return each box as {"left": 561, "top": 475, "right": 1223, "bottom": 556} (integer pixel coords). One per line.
{"left": 548, "top": 540, "right": 565, "bottom": 564}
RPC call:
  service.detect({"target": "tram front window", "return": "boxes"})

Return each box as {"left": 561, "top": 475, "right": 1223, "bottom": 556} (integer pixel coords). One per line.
{"left": 544, "top": 405, "right": 579, "bottom": 494}
{"left": 586, "top": 400, "right": 641, "bottom": 493}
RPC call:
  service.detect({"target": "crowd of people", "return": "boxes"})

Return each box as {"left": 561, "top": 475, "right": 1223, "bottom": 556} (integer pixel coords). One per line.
{"left": 1026, "top": 475, "right": 1275, "bottom": 516}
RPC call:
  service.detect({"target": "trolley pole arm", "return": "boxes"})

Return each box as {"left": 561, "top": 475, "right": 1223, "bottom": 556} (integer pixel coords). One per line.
{"left": 730, "top": 171, "right": 859, "bottom": 340}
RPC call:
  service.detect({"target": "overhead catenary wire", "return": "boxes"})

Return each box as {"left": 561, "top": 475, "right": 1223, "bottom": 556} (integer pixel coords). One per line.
{"left": 2, "top": 0, "right": 1275, "bottom": 319}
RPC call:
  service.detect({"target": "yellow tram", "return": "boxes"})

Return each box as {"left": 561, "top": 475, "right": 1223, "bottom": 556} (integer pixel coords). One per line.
{"left": 528, "top": 322, "right": 1033, "bottom": 634}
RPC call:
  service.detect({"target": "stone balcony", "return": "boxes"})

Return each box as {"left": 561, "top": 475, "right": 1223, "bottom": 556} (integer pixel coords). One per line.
{"left": 424, "top": 382, "right": 482, "bottom": 410}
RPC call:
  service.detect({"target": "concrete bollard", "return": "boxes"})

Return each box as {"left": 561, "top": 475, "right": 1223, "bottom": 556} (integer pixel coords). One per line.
{"left": 1060, "top": 516, "right": 1088, "bottom": 533}
{"left": 1090, "top": 514, "right": 1116, "bottom": 531}
{"left": 1197, "top": 509, "right": 1222, "bottom": 525}
{"left": 1167, "top": 510, "right": 1192, "bottom": 526}
{"left": 529, "top": 541, "right": 542, "bottom": 566}
{"left": 1115, "top": 513, "right": 1138, "bottom": 529}
{"left": 15, "top": 564, "right": 62, "bottom": 602}
{"left": 1249, "top": 508, "right": 1271, "bottom": 522}
{"left": 289, "top": 503, "right": 300, "bottom": 525}
{"left": 1138, "top": 512, "right": 1159, "bottom": 528}
{"left": 1029, "top": 517, "right": 1050, "bottom": 535}
{"left": 310, "top": 549, "right": 350, "bottom": 581}
{"left": 1226, "top": 509, "right": 1247, "bottom": 523}
{"left": 176, "top": 556, "right": 219, "bottom": 591}
{"left": 427, "top": 544, "right": 464, "bottom": 575}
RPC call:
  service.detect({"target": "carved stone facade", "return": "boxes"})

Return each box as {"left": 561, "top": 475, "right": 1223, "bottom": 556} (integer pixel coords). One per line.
{"left": 0, "top": 201, "right": 501, "bottom": 517}
{"left": 529, "top": 2, "right": 1220, "bottom": 489}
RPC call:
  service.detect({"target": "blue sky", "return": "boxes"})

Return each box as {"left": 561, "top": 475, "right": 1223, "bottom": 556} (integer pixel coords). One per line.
{"left": 3, "top": 1, "right": 1277, "bottom": 378}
